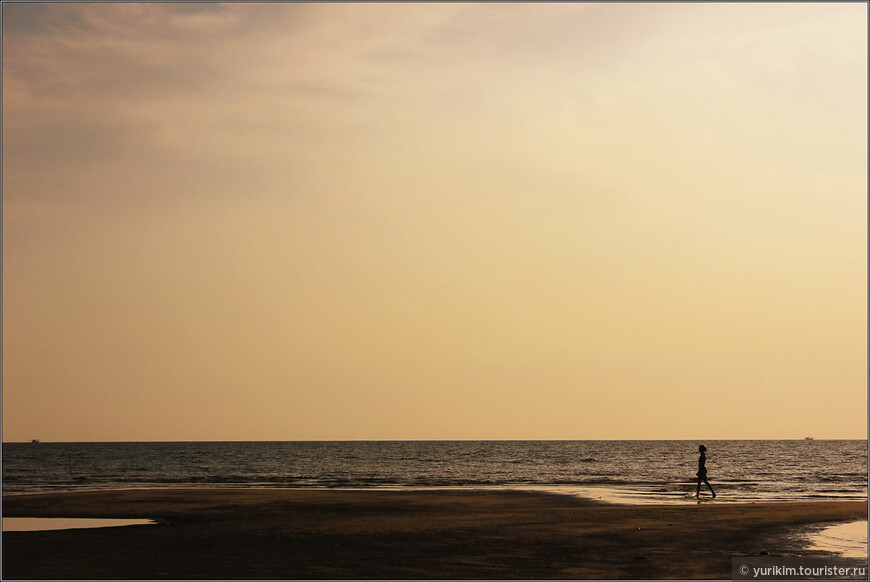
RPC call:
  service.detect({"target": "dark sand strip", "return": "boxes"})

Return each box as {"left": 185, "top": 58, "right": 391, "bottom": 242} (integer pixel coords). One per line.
{"left": 2, "top": 489, "right": 867, "bottom": 579}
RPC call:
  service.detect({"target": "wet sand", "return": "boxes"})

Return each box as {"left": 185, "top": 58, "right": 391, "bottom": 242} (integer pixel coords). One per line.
{"left": 2, "top": 488, "right": 866, "bottom": 579}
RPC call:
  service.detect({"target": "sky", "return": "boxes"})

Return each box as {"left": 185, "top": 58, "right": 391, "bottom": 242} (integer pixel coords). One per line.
{"left": 2, "top": 2, "right": 867, "bottom": 442}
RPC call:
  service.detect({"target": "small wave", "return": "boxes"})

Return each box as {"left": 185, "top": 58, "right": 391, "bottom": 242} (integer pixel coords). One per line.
{"left": 817, "top": 489, "right": 860, "bottom": 493}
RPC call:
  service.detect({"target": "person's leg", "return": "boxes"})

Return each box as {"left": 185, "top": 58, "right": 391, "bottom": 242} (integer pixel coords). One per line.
{"left": 704, "top": 478, "right": 716, "bottom": 497}
{"left": 696, "top": 476, "right": 701, "bottom": 497}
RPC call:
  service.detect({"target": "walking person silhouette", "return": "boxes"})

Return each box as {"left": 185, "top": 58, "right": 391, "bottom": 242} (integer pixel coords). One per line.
{"left": 696, "top": 445, "right": 716, "bottom": 498}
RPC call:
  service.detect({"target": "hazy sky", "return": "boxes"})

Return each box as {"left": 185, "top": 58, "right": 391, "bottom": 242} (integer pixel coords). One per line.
{"left": 3, "top": 2, "right": 866, "bottom": 441}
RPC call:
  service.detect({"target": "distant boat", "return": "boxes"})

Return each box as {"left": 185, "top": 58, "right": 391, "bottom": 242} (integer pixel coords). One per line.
{"left": 805, "top": 437, "right": 814, "bottom": 441}
{"left": 31, "top": 439, "right": 39, "bottom": 443}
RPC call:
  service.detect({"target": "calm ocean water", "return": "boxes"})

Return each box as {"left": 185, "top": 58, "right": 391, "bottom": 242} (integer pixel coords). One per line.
{"left": 2, "top": 440, "right": 867, "bottom": 504}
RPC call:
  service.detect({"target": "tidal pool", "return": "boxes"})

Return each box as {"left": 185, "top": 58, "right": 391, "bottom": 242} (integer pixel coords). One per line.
{"left": 2, "top": 517, "right": 158, "bottom": 532}
{"left": 807, "top": 520, "right": 868, "bottom": 558}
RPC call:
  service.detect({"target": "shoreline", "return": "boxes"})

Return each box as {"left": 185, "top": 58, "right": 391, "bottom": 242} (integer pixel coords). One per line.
{"left": 3, "top": 488, "right": 867, "bottom": 579}
{"left": 4, "top": 482, "right": 867, "bottom": 505}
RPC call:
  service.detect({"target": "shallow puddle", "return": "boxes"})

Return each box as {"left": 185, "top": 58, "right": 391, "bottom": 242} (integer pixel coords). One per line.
{"left": 807, "top": 520, "right": 868, "bottom": 558}
{"left": 2, "top": 517, "right": 157, "bottom": 532}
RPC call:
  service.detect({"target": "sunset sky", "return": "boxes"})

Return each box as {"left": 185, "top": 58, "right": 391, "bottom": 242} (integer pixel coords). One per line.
{"left": 3, "top": 2, "right": 866, "bottom": 442}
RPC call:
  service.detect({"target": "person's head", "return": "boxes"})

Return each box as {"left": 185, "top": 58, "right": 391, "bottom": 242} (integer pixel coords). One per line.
{"left": 699, "top": 445, "right": 707, "bottom": 453}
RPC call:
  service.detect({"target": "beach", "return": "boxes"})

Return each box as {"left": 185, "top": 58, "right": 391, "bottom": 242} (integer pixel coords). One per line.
{"left": 2, "top": 489, "right": 866, "bottom": 579}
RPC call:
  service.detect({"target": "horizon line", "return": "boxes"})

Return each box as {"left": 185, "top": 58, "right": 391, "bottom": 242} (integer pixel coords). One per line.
{"left": 5, "top": 437, "right": 867, "bottom": 444}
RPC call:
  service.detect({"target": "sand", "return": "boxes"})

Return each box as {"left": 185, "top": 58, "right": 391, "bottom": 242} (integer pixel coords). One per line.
{"left": 2, "top": 488, "right": 867, "bottom": 579}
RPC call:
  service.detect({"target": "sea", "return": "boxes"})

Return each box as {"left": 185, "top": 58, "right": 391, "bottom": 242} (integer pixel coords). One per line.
{"left": 2, "top": 440, "right": 867, "bottom": 504}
